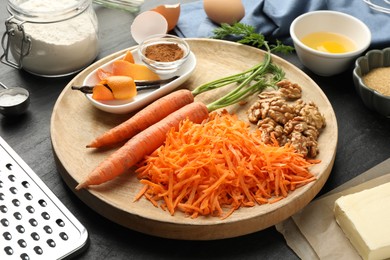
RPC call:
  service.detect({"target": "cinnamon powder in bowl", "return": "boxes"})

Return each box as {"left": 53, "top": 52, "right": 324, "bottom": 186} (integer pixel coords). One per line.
{"left": 138, "top": 34, "right": 190, "bottom": 74}
{"left": 144, "top": 43, "right": 184, "bottom": 62}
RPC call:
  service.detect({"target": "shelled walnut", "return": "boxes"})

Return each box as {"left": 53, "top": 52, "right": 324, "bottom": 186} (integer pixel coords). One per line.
{"left": 247, "top": 79, "right": 326, "bottom": 158}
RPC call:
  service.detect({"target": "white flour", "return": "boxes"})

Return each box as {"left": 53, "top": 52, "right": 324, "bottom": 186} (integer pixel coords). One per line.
{"left": 10, "top": 0, "right": 98, "bottom": 76}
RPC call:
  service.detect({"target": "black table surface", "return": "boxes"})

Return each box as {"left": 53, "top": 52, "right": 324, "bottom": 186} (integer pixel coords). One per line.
{"left": 1, "top": 1, "right": 390, "bottom": 259}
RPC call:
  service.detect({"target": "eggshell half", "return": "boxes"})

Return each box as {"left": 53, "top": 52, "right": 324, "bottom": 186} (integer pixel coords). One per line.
{"left": 131, "top": 11, "right": 168, "bottom": 44}
{"left": 152, "top": 4, "right": 181, "bottom": 32}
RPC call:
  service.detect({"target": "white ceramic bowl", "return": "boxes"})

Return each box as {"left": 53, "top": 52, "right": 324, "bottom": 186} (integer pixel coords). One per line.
{"left": 290, "top": 11, "right": 371, "bottom": 76}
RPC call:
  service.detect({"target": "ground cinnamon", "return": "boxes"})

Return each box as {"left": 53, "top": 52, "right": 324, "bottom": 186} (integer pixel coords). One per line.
{"left": 144, "top": 43, "right": 184, "bottom": 62}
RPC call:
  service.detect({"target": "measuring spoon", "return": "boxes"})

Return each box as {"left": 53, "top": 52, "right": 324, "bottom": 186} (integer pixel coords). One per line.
{"left": 0, "top": 82, "right": 30, "bottom": 117}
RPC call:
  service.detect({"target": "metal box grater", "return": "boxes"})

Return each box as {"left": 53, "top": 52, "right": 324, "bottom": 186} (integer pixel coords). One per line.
{"left": 0, "top": 136, "right": 89, "bottom": 259}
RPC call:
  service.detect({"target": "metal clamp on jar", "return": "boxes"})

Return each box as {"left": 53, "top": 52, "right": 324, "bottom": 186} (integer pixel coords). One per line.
{"left": 1, "top": 0, "right": 99, "bottom": 78}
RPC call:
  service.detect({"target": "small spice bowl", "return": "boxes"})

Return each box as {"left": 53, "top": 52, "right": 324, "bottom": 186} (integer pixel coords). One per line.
{"left": 138, "top": 34, "right": 191, "bottom": 74}
{"left": 353, "top": 47, "right": 390, "bottom": 117}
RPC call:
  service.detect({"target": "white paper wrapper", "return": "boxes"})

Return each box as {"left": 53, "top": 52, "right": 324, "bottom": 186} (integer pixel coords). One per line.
{"left": 276, "top": 158, "right": 390, "bottom": 259}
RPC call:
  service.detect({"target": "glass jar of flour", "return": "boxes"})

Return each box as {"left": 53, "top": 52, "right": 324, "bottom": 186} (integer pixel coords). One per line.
{"left": 1, "top": 0, "right": 99, "bottom": 77}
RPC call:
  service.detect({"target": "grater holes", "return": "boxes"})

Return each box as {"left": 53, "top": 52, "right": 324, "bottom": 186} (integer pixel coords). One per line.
{"left": 38, "top": 199, "right": 47, "bottom": 207}
{"left": 59, "top": 232, "right": 68, "bottom": 241}
{"left": 3, "top": 231, "right": 12, "bottom": 240}
{"left": 33, "top": 246, "right": 43, "bottom": 255}
{"left": 46, "top": 239, "right": 56, "bottom": 248}
{"left": 28, "top": 218, "right": 37, "bottom": 227}
{"left": 13, "top": 212, "right": 22, "bottom": 220}
{"left": 17, "top": 239, "right": 27, "bottom": 248}
{"left": 5, "top": 163, "right": 12, "bottom": 170}
{"left": 0, "top": 205, "right": 7, "bottom": 213}
{"left": 1, "top": 140, "right": 88, "bottom": 259}
{"left": 4, "top": 246, "right": 13, "bottom": 255}
{"left": 16, "top": 225, "right": 25, "bottom": 234}
{"left": 24, "top": 193, "right": 33, "bottom": 201}
{"left": 1, "top": 218, "right": 9, "bottom": 227}
{"left": 21, "top": 181, "right": 29, "bottom": 188}
{"left": 43, "top": 225, "right": 52, "bottom": 234}
{"left": 41, "top": 212, "right": 50, "bottom": 220}
{"left": 26, "top": 206, "right": 34, "bottom": 214}
{"left": 12, "top": 199, "right": 20, "bottom": 206}
{"left": 56, "top": 219, "right": 65, "bottom": 227}
{"left": 9, "top": 187, "right": 17, "bottom": 194}
{"left": 31, "top": 232, "right": 39, "bottom": 241}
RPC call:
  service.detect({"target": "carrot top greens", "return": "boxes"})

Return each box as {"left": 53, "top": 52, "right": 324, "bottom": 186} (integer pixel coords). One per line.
{"left": 212, "top": 22, "right": 294, "bottom": 53}
{"left": 192, "top": 22, "right": 292, "bottom": 111}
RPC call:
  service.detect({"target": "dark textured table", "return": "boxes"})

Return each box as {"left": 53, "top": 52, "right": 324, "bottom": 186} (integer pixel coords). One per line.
{"left": 1, "top": 1, "right": 389, "bottom": 259}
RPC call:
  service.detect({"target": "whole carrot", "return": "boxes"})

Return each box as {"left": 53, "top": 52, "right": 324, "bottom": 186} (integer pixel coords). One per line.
{"left": 87, "top": 89, "right": 194, "bottom": 148}
{"left": 76, "top": 102, "right": 209, "bottom": 190}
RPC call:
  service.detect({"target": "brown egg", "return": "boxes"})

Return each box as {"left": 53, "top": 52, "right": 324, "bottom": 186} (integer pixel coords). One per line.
{"left": 152, "top": 3, "right": 181, "bottom": 32}
{"left": 203, "top": 0, "right": 245, "bottom": 25}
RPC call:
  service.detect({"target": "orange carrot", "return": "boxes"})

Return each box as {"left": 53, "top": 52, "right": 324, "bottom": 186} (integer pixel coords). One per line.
{"left": 87, "top": 89, "right": 195, "bottom": 148}
{"left": 134, "top": 111, "right": 318, "bottom": 219}
{"left": 76, "top": 101, "right": 209, "bottom": 190}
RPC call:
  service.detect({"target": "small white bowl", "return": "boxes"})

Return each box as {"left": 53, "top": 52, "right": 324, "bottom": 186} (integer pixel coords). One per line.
{"left": 138, "top": 34, "right": 191, "bottom": 74}
{"left": 290, "top": 11, "right": 371, "bottom": 76}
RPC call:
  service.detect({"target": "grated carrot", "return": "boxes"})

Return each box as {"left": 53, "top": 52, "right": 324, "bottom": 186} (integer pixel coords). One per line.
{"left": 135, "top": 110, "right": 319, "bottom": 219}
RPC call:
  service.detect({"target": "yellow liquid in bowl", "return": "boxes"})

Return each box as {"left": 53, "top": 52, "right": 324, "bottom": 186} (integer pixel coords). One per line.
{"left": 300, "top": 32, "right": 356, "bottom": 54}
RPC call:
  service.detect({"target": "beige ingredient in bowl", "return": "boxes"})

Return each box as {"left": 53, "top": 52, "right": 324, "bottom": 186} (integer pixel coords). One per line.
{"left": 363, "top": 67, "right": 390, "bottom": 96}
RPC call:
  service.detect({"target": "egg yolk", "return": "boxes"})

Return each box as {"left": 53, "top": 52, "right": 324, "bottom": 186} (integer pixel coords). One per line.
{"left": 301, "top": 32, "right": 356, "bottom": 54}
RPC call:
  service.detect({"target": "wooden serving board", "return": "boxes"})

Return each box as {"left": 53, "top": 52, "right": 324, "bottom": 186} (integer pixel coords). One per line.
{"left": 51, "top": 39, "right": 337, "bottom": 240}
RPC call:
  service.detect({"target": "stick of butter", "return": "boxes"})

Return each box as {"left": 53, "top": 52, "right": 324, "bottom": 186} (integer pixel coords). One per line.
{"left": 334, "top": 182, "right": 390, "bottom": 260}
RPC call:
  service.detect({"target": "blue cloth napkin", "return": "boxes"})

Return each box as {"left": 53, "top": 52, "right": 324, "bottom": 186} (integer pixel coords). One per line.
{"left": 174, "top": 0, "right": 390, "bottom": 49}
